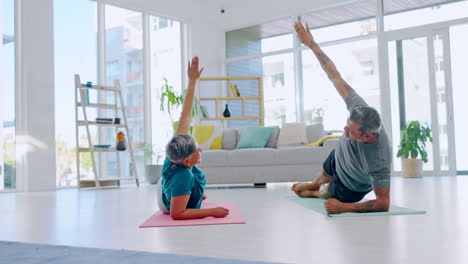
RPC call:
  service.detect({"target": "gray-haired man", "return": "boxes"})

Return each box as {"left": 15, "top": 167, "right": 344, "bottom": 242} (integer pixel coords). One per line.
{"left": 291, "top": 22, "right": 392, "bottom": 214}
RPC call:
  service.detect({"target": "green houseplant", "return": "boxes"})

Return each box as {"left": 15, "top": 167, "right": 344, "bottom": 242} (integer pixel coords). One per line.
{"left": 159, "top": 77, "right": 199, "bottom": 133}
{"left": 396, "top": 121, "right": 432, "bottom": 178}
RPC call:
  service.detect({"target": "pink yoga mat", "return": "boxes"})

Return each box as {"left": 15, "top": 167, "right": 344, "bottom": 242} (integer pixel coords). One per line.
{"left": 139, "top": 201, "right": 246, "bottom": 228}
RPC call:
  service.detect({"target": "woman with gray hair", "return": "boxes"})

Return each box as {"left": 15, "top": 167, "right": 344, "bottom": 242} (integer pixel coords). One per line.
{"left": 157, "top": 56, "right": 229, "bottom": 220}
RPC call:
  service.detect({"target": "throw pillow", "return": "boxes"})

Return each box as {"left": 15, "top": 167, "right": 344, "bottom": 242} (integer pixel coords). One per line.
{"left": 265, "top": 126, "right": 280, "bottom": 148}
{"left": 192, "top": 125, "right": 223, "bottom": 150}
{"left": 306, "top": 123, "right": 327, "bottom": 143}
{"left": 236, "top": 126, "right": 274, "bottom": 149}
{"left": 221, "top": 128, "right": 238, "bottom": 150}
{"left": 307, "top": 135, "right": 342, "bottom": 147}
{"left": 277, "top": 123, "right": 308, "bottom": 147}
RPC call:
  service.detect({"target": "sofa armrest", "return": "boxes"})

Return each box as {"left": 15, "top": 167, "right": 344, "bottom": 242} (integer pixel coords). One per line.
{"left": 322, "top": 138, "right": 340, "bottom": 153}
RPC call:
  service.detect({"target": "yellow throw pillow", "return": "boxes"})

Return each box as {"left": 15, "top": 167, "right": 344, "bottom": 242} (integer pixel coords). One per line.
{"left": 307, "top": 135, "right": 341, "bottom": 147}
{"left": 192, "top": 125, "right": 223, "bottom": 150}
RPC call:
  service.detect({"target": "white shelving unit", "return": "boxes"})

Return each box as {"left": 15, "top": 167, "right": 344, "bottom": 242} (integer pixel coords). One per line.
{"left": 74, "top": 75, "right": 139, "bottom": 188}
{"left": 197, "top": 76, "right": 264, "bottom": 127}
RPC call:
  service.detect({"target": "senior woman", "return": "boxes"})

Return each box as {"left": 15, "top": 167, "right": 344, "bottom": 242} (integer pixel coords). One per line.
{"left": 157, "top": 56, "right": 229, "bottom": 220}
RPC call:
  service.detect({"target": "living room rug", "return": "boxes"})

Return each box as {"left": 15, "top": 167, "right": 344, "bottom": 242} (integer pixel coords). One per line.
{"left": 287, "top": 196, "right": 426, "bottom": 217}
{"left": 0, "top": 241, "right": 281, "bottom": 264}
{"left": 139, "top": 201, "right": 246, "bottom": 228}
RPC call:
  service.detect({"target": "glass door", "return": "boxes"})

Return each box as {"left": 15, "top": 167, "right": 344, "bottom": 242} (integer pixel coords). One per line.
{"left": 450, "top": 23, "right": 468, "bottom": 175}
{"left": 382, "top": 29, "right": 455, "bottom": 176}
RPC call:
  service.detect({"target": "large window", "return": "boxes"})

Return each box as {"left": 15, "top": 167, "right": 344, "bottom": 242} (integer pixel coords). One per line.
{"left": 105, "top": 5, "right": 144, "bottom": 181}
{"left": 262, "top": 53, "right": 296, "bottom": 126}
{"left": 302, "top": 39, "right": 380, "bottom": 131}
{"left": 149, "top": 16, "right": 182, "bottom": 164}
{"left": 385, "top": 1, "right": 468, "bottom": 30}
{"left": 2, "top": 0, "right": 15, "bottom": 190}
{"left": 54, "top": 0, "right": 97, "bottom": 187}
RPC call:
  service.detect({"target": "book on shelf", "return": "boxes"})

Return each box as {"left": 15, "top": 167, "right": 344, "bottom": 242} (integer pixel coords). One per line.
{"left": 229, "top": 83, "right": 240, "bottom": 97}
{"left": 96, "top": 118, "right": 114, "bottom": 124}
{"left": 200, "top": 105, "right": 209, "bottom": 118}
{"left": 96, "top": 118, "right": 113, "bottom": 121}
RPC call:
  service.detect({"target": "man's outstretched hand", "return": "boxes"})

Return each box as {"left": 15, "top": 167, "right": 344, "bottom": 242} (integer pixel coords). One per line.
{"left": 187, "top": 56, "right": 204, "bottom": 82}
{"left": 294, "top": 21, "right": 315, "bottom": 47}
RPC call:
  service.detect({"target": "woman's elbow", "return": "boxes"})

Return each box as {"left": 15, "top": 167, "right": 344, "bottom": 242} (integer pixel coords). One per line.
{"left": 170, "top": 211, "right": 185, "bottom": 220}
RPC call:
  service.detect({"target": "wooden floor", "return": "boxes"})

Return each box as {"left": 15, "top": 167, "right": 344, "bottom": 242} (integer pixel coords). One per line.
{"left": 0, "top": 176, "right": 467, "bottom": 264}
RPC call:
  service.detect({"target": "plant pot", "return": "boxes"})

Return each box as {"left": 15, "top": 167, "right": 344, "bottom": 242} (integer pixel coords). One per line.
{"left": 145, "top": 164, "right": 163, "bottom": 184}
{"left": 402, "top": 158, "right": 423, "bottom": 178}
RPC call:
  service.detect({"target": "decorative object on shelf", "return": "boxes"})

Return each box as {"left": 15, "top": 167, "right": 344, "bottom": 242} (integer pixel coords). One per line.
{"left": 114, "top": 117, "right": 121, "bottom": 124}
{"left": 229, "top": 83, "right": 240, "bottom": 97}
{"left": 223, "top": 104, "right": 231, "bottom": 117}
{"left": 200, "top": 105, "right": 209, "bottom": 118}
{"left": 86, "top": 81, "right": 93, "bottom": 87}
{"left": 116, "top": 131, "right": 127, "bottom": 151}
{"left": 396, "top": 121, "right": 432, "bottom": 178}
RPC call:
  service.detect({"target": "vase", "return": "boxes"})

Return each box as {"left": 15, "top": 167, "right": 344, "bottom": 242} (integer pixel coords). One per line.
{"left": 223, "top": 104, "right": 231, "bottom": 117}
{"left": 116, "top": 131, "right": 127, "bottom": 151}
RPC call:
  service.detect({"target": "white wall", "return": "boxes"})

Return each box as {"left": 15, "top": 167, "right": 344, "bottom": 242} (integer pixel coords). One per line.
{"left": 17, "top": 0, "right": 56, "bottom": 191}
{"left": 103, "top": 0, "right": 350, "bottom": 74}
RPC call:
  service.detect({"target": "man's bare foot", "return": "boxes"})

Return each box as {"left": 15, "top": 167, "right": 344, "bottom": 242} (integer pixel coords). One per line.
{"left": 295, "top": 188, "right": 330, "bottom": 198}
{"left": 291, "top": 182, "right": 316, "bottom": 192}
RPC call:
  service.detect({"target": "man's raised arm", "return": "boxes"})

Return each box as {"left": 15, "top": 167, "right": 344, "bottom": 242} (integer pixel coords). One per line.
{"left": 294, "top": 21, "right": 354, "bottom": 101}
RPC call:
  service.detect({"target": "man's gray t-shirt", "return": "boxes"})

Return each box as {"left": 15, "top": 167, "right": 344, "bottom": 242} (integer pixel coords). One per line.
{"left": 334, "top": 92, "right": 392, "bottom": 192}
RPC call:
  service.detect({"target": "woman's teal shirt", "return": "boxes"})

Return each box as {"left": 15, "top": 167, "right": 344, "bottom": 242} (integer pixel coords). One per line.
{"left": 161, "top": 157, "right": 206, "bottom": 210}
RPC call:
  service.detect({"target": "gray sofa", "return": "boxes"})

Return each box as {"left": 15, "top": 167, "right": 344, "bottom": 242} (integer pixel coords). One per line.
{"left": 198, "top": 124, "right": 340, "bottom": 185}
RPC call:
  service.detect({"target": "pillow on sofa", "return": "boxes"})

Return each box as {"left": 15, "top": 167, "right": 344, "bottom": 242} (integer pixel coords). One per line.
{"left": 222, "top": 128, "right": 238, "bottom": 150}
{"left": 193, "top": 125, "right": 223, "bottom": 150}
{"left": 306, "top": 123, "right": 327, "bottom": 143}
{"left": 236, "top": 126, "right": 274, "bottom": 149}
{"left": 307, "top": 135, "right": 341, "bottom": 147}
{"left": 277, "top": 123, "right": 308, "bottom": 147}
{"left": 265, "top": 126, "right": 280, "bottom": 148}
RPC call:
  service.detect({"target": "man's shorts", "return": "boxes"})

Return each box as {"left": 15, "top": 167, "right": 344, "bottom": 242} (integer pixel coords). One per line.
{"left": 323, "top": 150, "right": 370, "bottom": 203}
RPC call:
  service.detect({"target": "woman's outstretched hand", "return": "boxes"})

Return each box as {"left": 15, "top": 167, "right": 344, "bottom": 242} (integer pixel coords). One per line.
{"left": 188, "top": 56, "right": 204, "bottom": 82}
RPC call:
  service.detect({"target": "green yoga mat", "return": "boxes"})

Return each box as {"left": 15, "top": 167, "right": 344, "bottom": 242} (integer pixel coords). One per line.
{"left": 287, "top": 196, "right": 426, "bottom": 217}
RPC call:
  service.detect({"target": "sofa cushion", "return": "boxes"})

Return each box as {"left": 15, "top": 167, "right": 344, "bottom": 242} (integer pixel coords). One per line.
{"left": 237, "top": 126, "right": 273, "bottom": 149}
{"left": 306, "top": 123, "right": 327, "bottom": 143}
{"left": 222, "top": 128, "right": 238, "bottom": 150}
{"left": 193, "top": 125, "right": 223, "bottom": 150}
{"left": 200, "top": 150, "right": 229, "bottom": 167}
{"left": 228, "top": 148, "right": 277, "bottom": 166}
{"left": 276, "top": 146, "right": 327, "bottom": 165}
{"left": 277, "top": 123, "right": 308, "bottom": 147}
{"left": 265, "top": 126, "right": 280, "bottom": 148}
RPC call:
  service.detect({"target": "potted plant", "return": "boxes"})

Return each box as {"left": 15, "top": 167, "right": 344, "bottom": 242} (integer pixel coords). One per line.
{"left": 159, "top": 77, "right": 199, "bottom": 134}
{"left": 396, "top": 121, "right": 432, "bottom": 178}
{"left": 140, "top": 143, "right": 164, "bottom": 184}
